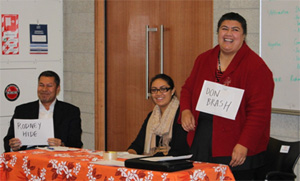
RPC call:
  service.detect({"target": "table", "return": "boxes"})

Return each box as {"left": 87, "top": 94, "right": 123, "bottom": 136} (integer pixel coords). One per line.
{"left": 0, "top": 148, "right": 235, "bottom": 180}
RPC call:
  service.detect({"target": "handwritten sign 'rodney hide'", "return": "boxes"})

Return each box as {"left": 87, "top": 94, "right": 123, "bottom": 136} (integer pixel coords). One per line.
{"left": 196, "top": 80, "right": 244, "bottom": 120}
{"left": 14, "top": 118, "right": 54, "bottom": 145}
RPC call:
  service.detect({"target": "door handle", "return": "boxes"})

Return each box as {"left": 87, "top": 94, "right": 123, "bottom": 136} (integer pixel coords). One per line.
{"left": 145, "top": 25, "right": 157, "bottom": 99}
{"left": 160, "top": 25, "right": 164, "bottom": 74}
{"left": 145, "top": 25, "right": 164, "bottom": 99}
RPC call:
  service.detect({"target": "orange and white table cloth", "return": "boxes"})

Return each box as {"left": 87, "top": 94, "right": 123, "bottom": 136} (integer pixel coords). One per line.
{"left": 0, "top": 148, "right": 235, "bottom": 180}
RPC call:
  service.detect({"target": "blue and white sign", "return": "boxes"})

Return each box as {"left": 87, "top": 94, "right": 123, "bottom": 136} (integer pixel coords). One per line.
{"left": 30, "top": 24, "right": 48, "bottom": 54}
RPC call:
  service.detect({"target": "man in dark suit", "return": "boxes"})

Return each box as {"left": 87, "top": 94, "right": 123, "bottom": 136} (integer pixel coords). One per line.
{"left": 4, "top": 70, "right": 83, "bottom": 152}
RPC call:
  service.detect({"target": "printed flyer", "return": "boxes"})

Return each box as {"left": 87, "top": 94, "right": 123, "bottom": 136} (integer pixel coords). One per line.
{"left": 30, "top": 24, "right": 48, "bottom": 54}
{"left": 2, "top": 14, "right": 19, "bottom": 55}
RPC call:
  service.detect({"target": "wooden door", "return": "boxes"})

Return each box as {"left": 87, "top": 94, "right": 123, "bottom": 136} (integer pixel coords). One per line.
{"left": 106, "top": 0, "right": 212, "bottom": 151}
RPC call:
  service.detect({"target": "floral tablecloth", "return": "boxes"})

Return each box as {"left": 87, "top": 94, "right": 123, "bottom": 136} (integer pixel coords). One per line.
{"left": 0, "top": 148, "right": 235, "bottom": 180}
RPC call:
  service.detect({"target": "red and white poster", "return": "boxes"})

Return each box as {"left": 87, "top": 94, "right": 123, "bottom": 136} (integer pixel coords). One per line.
{"left": 2, "top": 14, "right": 19, "bottom": 55}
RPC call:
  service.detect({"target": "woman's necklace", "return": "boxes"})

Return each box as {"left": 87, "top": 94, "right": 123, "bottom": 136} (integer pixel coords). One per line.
{"left": 216, "top": 53, "right": 223, "bottom": 82}
{"left": 218, "top": 53, "right": 222, "bottom": 72}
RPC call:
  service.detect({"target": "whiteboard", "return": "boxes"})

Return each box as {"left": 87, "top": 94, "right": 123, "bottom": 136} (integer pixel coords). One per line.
{"left": 260, "top": 0, "right": 300, "bottom": 114}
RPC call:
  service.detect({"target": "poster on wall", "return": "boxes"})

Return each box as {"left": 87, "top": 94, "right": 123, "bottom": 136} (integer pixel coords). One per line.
{"left": 1, "top": 14, "right": 19, "bottom": 55}
{"left": 30, "top": 24, "right": 48, "bottom": 54}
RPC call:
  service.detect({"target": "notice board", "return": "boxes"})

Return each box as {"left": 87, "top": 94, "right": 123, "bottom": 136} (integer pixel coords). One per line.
{"left": 260, "top": 0, "right": 300, "bottom": 115}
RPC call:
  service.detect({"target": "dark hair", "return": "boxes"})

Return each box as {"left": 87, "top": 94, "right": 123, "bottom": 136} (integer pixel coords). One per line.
{"left": 217, "top": 12, "right": 247, "bottom": 35}
{"left": 150, "top": 74, "right": 175, "bottom": 90}
{"left": 38, "top": 70, "right": 60, "bottom": 87}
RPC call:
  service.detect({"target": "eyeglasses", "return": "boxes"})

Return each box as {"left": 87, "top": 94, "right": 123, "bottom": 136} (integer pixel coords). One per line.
{"left": 150, "top": 87, "right": 172, "bottom": 94}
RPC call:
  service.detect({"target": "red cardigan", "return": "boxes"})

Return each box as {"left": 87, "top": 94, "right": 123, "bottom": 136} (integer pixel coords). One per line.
{"left": 179, "top": 42, "right": 274, "bottom": 157}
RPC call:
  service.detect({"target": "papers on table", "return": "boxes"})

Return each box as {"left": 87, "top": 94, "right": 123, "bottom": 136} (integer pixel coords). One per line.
{"left": 37, "top": 146, "right": 79, "bottom": 151}
{"left": 117, "top": 152, "right": 147, "bottom": 159}
{"left": 90, "top": 151, "right": 126, "bottom": 167}
{"left": 90, "top": 160, "right": 125, "bottom": 167}
{"left": 89, "top": 152, "right": 192, "bottom": 167}
{"left": 140, "top": 154, "right": 193, "bottom": 162}
{"left": 90, "top": 151, "right": 147, "bottom": 159}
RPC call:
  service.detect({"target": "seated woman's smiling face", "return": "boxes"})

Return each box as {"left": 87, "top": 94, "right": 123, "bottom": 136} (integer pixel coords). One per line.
{"left": 150, "top": 78, "right": 175, "bottom": 114}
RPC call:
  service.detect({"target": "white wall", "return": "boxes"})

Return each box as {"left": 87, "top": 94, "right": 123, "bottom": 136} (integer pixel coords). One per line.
{"left": 0, "top": 0, "right": 63, "bottom": 154}
{"left": 63, "top": 0, "right": 95, "bottom": 150}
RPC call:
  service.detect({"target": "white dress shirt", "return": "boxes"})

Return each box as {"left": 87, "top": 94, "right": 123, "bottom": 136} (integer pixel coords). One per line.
{"left": 26, "top": 100, "right": 56, "bottom": 148}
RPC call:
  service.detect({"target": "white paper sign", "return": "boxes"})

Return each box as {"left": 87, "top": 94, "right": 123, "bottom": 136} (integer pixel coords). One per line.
{"left": 196, "top": 80, "right": 244, "bottom": 120}
{"left": 14, "top": 118, "right": 54, "bottom": 145}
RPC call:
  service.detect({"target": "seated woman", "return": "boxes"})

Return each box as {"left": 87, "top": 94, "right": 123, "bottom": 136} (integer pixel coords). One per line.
{"left": 127, "top": 74, "right": 190, "bottom": 156}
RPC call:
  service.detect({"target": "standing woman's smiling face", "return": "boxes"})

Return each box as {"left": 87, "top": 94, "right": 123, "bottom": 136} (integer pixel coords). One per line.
{"left": 218, "top": 20, "right": 245, "bottom": 56}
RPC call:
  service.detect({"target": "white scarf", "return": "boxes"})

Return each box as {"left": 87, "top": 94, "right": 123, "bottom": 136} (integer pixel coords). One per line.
{"left": 144, "top": 96, "right": 179, "bottom": 155}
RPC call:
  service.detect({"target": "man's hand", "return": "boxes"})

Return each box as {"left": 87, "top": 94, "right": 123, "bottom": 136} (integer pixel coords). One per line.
{"left": 9, "top": 138, "right": 22, "bottom": 151}
{"left": 181, "top": 109, "right": 196, "bottom": 132}
{"left": 229, "top": 144, "right": 248, "bottom": 167}
{"left": 48, "top": 138, "right": 62, "bottom": 146}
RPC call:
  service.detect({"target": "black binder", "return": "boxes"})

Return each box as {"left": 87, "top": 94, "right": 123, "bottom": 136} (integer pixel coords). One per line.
{"left": 124, "top": 156, "right": 194, "bottom": 172}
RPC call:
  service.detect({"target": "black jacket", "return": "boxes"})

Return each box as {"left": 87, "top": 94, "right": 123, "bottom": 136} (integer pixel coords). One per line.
{"left": 128, "top": 108, "right": 190, "bottom": 156}
{"left": 4, "top": 100, "right": 83, "bottom": 152}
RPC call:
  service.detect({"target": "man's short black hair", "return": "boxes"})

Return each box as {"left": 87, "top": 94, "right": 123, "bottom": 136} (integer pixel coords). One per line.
{"left": 38, "top": 70, "right": 60, "bottom": 87}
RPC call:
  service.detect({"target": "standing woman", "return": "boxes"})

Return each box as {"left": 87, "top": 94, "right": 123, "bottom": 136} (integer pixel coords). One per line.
{"left": 128, "top": 74, "right": 190, "bottom": 156}
{"left": 179, "top": 12, "right": 274, "bottom": 180}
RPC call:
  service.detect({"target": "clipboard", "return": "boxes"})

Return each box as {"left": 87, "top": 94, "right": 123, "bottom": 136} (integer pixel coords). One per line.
{"left": 124, "top": 156, "right": 194, "bottom": 172}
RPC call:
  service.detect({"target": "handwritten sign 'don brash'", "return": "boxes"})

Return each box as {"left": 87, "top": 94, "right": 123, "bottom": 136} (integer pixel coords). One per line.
{"left": 196, "top": 80, "right": 244, "bottom": 120}
{"left": 14, "top": 118, "right": 54, "bottom": 145}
